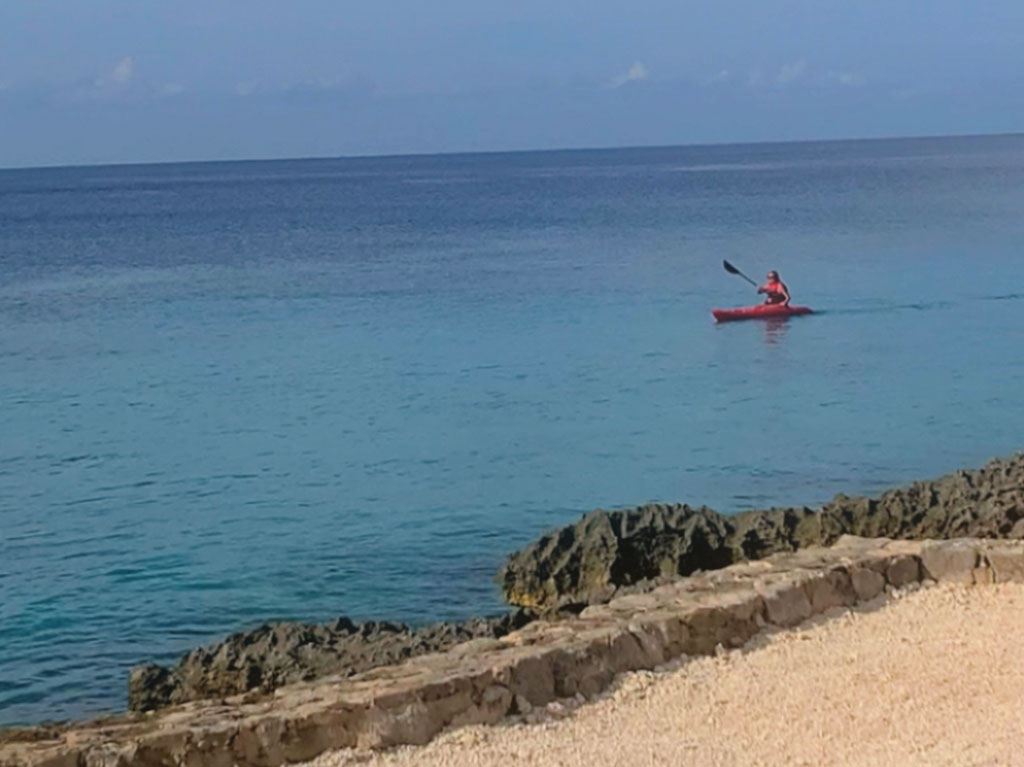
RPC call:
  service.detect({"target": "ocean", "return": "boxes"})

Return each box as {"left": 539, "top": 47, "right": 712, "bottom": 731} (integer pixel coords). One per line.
{"left": 2, "top": 134, "right": 1024, "bottom": 726}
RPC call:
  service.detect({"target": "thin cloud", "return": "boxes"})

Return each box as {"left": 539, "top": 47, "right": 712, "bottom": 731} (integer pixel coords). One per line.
{"left": 748, "top": 61, "right": 866, "bottom": 90}
{"left": 702, "top": 69, "right": 730, "bottom": 86}
{"left": 824, "top": 70, "right": 867, "bottom": 87}
{"left": 228, "top": 76, "right": 377, "bottom": 103}
{"left": 88, "top": 57, "right": 135, "bottom": 92}
{"left": 776, "top": 60, "right": 806, "bottom": 86}
{"left": 68, "top": 56, "right": 138, "bottom": 101}
{"left": 3, "top": 62, "right": 180, "bottom": 105}
{"left": 158, "top": 82, "right": 185, "bottom": 97}
{"left": 111, "top": 57, "right": 134, "bottom": 85}
{"left": 289, "top": 76, "right": 376, "bottom": 95}
{"left": 607, "top": 62, "right": 648, "bottom": 89}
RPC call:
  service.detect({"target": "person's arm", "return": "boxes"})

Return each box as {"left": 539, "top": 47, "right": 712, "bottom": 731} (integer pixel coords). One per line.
{"left": 781, "top": 282, "right": 791, "bottom": 306}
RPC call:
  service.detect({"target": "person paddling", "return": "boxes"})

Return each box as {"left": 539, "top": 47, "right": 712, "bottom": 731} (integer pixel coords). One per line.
{"left": 757, "top": 270, "right": 790, "bottom": 306}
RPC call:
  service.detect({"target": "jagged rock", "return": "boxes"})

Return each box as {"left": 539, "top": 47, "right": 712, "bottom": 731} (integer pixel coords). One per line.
{"left": 498, "top": 453, "right": 1024, "bottom": 611}
{"left": 126, "top": 665, "right": 179, "bottom": 711}
{"left": 128, "top": 452, "right": 1024, "bottom": 714}
{"left": 127, "top": 611, "right": 531, "bottom": 713}
{"left": 498, "top": 504, "right": 819, "bottom": 612}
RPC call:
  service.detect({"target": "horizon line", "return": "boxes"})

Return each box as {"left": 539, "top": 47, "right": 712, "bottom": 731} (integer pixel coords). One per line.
{"left": 2, "top": 129, "right": 1022, "bottom": 174}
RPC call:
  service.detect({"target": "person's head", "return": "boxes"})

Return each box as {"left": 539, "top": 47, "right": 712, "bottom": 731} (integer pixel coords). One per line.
{"left": 767, "top": 270, "right": 780, "bottom": 282}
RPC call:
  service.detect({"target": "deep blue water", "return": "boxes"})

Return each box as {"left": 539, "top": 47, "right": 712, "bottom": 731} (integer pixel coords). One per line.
{"left": 3, "top": 135, "right": 1024, "bottom": 726}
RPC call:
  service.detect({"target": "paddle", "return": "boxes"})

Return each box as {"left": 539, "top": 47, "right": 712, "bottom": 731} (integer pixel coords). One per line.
{"left": 722, "top": 260, "right": 758, "bottom": 288}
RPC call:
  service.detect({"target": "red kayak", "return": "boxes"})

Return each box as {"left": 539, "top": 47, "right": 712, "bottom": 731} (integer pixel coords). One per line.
{"left": 712, "top": 304, "right": 813, "bottom": 323}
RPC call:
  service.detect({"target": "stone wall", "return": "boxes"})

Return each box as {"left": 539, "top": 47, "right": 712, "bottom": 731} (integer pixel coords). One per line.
{"left": 3, "top": 535, "right": 1022, "bottom": 767}
{"left": 127, "top": 613, "right": 531, "bottom": 714}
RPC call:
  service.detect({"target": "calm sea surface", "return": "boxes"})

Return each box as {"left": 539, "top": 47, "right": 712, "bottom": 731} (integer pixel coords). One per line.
{"left": 3, "top": 135, "right": 1024, "bottom": 725}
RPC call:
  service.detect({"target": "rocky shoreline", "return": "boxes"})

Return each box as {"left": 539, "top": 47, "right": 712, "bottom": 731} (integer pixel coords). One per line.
{"left": 5, "top": 535, "right": 1023, "bottom": 767}
{"left": 123, "top": 451, "right": 1024, "bottom": 714}
{"left": 500, "top": 452, "right": 1024, "bottom": 611}
{"left": 127, "top": 613, "right": 532, "bottom": 713}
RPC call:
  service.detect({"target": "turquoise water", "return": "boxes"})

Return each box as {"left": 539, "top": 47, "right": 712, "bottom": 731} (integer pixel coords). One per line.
{"left": 2, "top": 135, "right": 1024, "bottom": 725}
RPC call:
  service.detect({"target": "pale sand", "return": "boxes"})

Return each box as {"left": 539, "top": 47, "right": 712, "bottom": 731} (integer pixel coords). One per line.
{"left": 306, "top": 583, "right": 1024, "bottom": 767}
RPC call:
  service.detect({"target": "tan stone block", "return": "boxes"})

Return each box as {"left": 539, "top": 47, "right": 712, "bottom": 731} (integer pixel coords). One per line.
{"left": 640, "top": 610, "right": 693, "bottom": 659}
{"left": 181, "top": 724, "right": 237, "bottom": 767}
{"left": 805, "top": 569, "right": 857, "bottom": 613}
{"left": 548, "top": 649, "right": 587, "bottom": 698}
{"left": 371, "top": 683, "right": 464, "bottom": 742}
{"left": 130, "top": 728, "right": 192, "bottom": 767}
{"left": 849, "top": 567, "right": 886, "bottom": 601}
{"left": 359, "top": 699, "right": 436, "bottom": 749}
{"left": 682, "top": 593, "right": 765, "bottom": 651}
{"left": 504, "top": 651, "right": 556, "bottom": 707}
{"left": 412, "top": 677, "right": 475, "bottom": 725}
{"left": 919, "top": 541, "right": 978, "bottom": 584}
{"left": 448, "top": 685, "right": 512, "bottom": 728}
{"left": 467, "top": 668, "right": 506, "bottom": 699}
{"left": 83, "top": 743, "right": 133, "bottom": 767}
{"left": 885, "top": 555, "right": 920, "bottom": 587}
{"left": 232, "top": 715, "right": 283, "bottom": 767}
{"left": 626, "top": 623, "right": 671, "bottom": 667}
{"left": 279, "top": 714, "right": 350, "bottom": 764}
{"left": 606, "top": 629, "right": 657, "bottom": 674}
{"left": 309, "top": 704, "right": 372, "bottom": 754}
{"left": 758, "top": 580, "right": 812, "bottom": 627}
{"left": 553, "top": 635, "right": 618, "bottom": 699}
{"left": 982, "top": 546, "right": 1024, "bottom": 582}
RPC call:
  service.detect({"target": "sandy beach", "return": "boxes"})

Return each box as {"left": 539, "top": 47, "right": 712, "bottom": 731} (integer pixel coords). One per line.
{"left": 307, "top": 583, "right": 1024, "bottom": 767}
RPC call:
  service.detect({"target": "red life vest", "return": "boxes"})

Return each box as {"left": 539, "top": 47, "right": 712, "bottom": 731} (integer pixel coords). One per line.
{"left": 761, "top": 280, "right": 786, "bottom": 304}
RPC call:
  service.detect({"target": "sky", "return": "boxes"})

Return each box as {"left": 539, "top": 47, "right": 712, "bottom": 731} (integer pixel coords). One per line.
{"left": 2, "top": 0, "right": 1024, "bottom": 167}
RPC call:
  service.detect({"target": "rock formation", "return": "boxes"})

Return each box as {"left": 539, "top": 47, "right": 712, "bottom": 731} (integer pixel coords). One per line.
{"left": 128, "top": 452, "right": 1024, "bottom": 713}
{"left": 128, "top": 612, "right": 529, "bottom": 712}
{"left": 499, "top": 453, "right": 1024, "bottom": 611}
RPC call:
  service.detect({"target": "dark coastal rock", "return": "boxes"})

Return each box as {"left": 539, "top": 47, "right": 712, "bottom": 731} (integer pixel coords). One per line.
{"left": 128, "top": 452, "right": 1024, "bottom": 714}
{"left": 498, "top": 504, "right": 818, "bottom": 611}
{"left": 499, "top": 453, "right": 1024, "bottom": 611}
{"left": 128, "top": 611, "right": 530, "bottom": 713}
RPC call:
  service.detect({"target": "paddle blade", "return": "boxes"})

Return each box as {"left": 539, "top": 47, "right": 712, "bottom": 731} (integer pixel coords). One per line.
{"left": 722, "top": 259, "right": 758, "bottom": 287}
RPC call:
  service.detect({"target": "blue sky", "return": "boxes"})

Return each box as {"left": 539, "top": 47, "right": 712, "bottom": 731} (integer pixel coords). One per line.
{"left": 2, "top": 0, "right": 1024, "bottom": 167}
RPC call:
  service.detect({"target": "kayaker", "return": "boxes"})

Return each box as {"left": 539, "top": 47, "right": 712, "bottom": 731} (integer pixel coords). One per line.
{"left": 757, "top": 270, "right": 790, "bottom": 306}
